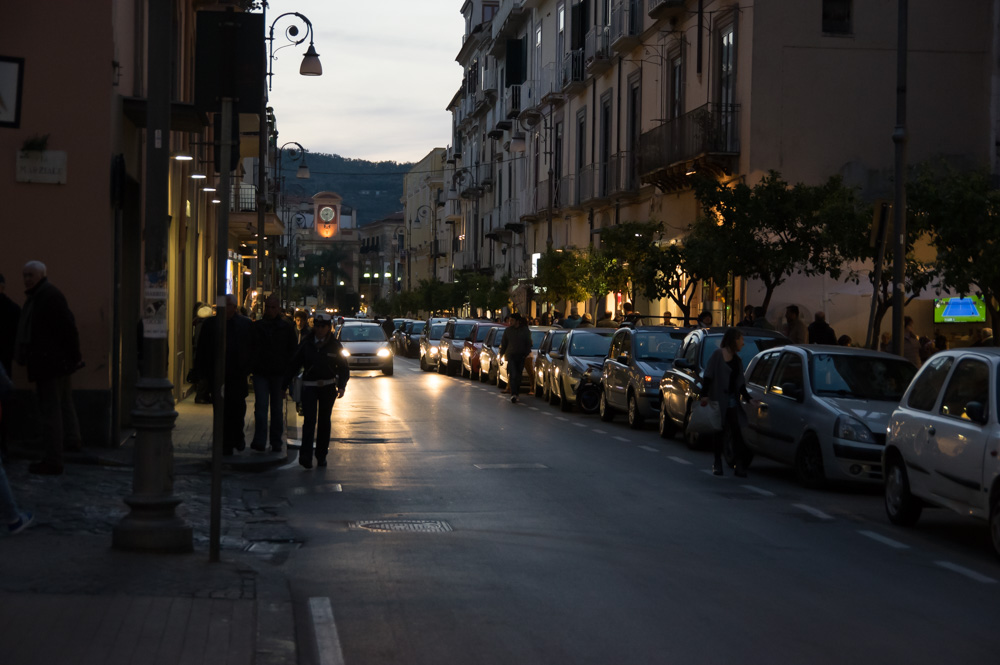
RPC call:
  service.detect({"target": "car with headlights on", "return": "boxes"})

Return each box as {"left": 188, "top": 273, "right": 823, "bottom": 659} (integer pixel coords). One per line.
{"left": 463, "top": 322, "right": 504, "bottom": 379}
{"left": 479, "top": 326, "right": 505, "bottom": 384}
{"left": 336, "top": 321, "right": 393, "bottom": 376}
{"left": 533, "top": 329, "right": 569, "bottom": 401}
{"left": 600, "top": 326, "right": 690, "bottom": 428}
{"left": 437, "top": 318, "right": 479, "bottom": 376}
{"left": 419, "top": 321, "right": 447, "bottom": 371}
{"left": 742, "top": 345, "right": 916, "bottom": 487}
{"left": 659, "top": 327, "right": 788, "bottom": 445}
{"left": 882, "top": 348, "right": 1000, "bottom": 558}
{"left": 497, "top": 326, "right": 557, "bottom": 389}
{"left": 549, "top": 329, "right": 615, "bottom": 411}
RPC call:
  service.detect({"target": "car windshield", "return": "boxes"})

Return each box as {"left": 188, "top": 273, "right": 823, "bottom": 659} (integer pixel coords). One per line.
{"left": 340, "top": 326, "right": 386, "bottom": 342}
{"left": 569, "top": 332, "right": 613, "bottom": 357}
{"left": 701, "top": 334, "right": 783, "bottom": 369}
{"left": 411, "top": 322, "right": 425, "bottom": 334}
{"left": 476, "top": 326, "right": 494, "bottom": 342}
{"left": 454, "top": 323, "right": 475, "bottom": 339}
{"left": 428, "top": 324, "right": 446, "bottom": 340}
{"left": 635, "top": 332, "right": 684, "bottom": 361}
{"left": 531, "top": 330, "right": 548, "bottom": 348}
{"left": 810, "top": 354, "right": 917, "bottom": 401}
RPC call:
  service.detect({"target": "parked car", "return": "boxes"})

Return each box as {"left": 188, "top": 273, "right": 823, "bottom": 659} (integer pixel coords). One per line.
{"left": 479, "top": 326, "right": 505, "bottom": 384}
{"left": 883, "top": 348, "right": 1000, "bottom": 557}
{"left": 438, "top": 319, "right": 479, "bottom": 376}
{"left": 741, "top": 345, "right": 916, "bottom": 487}
{"left": 336, "top": 321, "right": 393, "bottom": 376}
{"left": 659, "top": 327, "right": 788, "bottom": 445}
{"left": 462, "top": 322, "right": 505, "bottom": 379}
{"left": 498, "top": 326, "right": 557, "bottom": 389}
{"left": 397, "top": 320, "right": 425, "bottom": 358}
{"left": 389, "top": 318, "right": 414, "bottom": 353}
{"left": 533, "top": 329, "right": 569, "bottom": 401}
{"left": 419, "top": 321, "right": 448, "bottom": 371}
{"left": 600, "top": 326, "right": 691, "bottom": 428}
{"left": 549, "top": 329, "right": 615, "bottom": 411}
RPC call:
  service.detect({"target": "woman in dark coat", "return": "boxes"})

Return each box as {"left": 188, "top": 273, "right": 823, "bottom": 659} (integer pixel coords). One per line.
{"left": 702, "top": 327, "right": 755, "bottom": 477}
{"left": 287, "top": 312, "right": 350, "bottom": 469}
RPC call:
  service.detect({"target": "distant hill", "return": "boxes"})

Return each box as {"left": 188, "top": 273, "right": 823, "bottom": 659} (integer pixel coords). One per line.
{"left": 278, "top": 151, "right": 413, "bottom": 226}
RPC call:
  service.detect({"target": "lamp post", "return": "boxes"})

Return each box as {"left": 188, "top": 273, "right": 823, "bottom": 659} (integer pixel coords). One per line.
{"left": 513, "top": 109, "right": 554, "bottom": 250}
{"left": 276, "top": 142, "right": 309, "bottom": 306}
{"left": 257, "top": 11, "right": 322, "bottom": 318}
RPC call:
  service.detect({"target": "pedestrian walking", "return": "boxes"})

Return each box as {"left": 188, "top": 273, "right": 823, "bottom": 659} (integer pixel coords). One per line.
{"left": 902, "top": 316, "right": 922, "bottom": 368}
{"left": 287, "top": 312, "right": 349, "bottom": 469}
{"left": 250, "top": 295, "right": 297, "bottom": 453}
{"left": 293, "top": 309, "right": 311, "bottom": 345}
{"left": 782, "top": 305, "right": 808, "bottom": 344}
{"left": 381, "top": 315, "right": 395, "bottom": 339}
{"left": 596, "top": 310, "right": 616, "bottom": 328}
{"left": 702, "top": 327, "right": 755, "bottom": 477}
{"left": 0, "top": 273, "right": 21, "bottom": 462}
{"left": 14, "top": 261, "right": 83, "bottom": 475}
{"left": 195, "top": 293, "right": 253, "bottom": 455}
{"left": 0, "top": 363, "right": 33, "bottom": 534}
{"left": 499, "top": 313, "right": 532, "bottom": 403}
{"left": 807, "top": 311, "right": 838, "bottom": 345}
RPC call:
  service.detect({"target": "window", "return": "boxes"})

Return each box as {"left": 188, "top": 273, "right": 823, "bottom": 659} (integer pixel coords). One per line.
{"left": 822, "top": 0, "right": 852, "bottom": 35}
{"left": 748, "top": 352, "right": 779, "bottom": 388}
{"left": 483, "top": 3, "right": 499, "bottom": 23}
{"left": 939, "top": 359, "right": 990, "bottom": 421}
{"left": 906, "top": 355, "right": 955, "bottom": 412}
{"left": 768, "top": 354, "right": 804, "bottom": 397}
{"left": 667, "top": 49, "right": 683, "bottom": 120}
{"left": 575, "top": 109, "right": 587, "bottom": 173}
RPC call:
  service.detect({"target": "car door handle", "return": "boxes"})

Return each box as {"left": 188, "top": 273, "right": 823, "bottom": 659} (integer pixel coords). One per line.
{"left": 927, "top": 425, "right": 935, "bottom": 436}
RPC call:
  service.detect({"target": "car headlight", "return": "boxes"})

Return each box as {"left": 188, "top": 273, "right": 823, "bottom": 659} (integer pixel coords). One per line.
{"left": 340, "top": 349, "right": 351, "bottom": 357}
{"left": 377, "top": 348, "right": 391, "bottom": 358}
{"left": 463, "top": 348, "right": 470, "bottom": 358}
{"left": 834, "top": 416, "right": 876, "bottom": 444}
{"left": 429, "top": 347, "right": 439, "bottom": 356}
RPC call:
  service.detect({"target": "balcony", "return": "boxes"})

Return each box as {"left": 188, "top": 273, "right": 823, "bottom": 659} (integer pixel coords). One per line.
{"left": 611, "top": 0, "right": 643, "bottom": 52}
{"left": 578, "top": 163, "right": 607, "bottom": 204}
{"left": 562, "top": 49, "right": 585, "bottom": 92}
{"left": 492, "top": 0, "right": 528, "bottom": 42}
{"left": 648, "top": 0, "right": 686, "bottom": 20}
{"left": 585, "top": 27, "right": 612, "bottom": 77}
{"left": 504, "top": 82, "right": 530, "bottom": 119}
{"left": 607, "top": 150, "right": 640, "bottom": 198}
{"left": 638, "top": 102, "right": 741, "bottom": 192}
{"left": 535, "top": 178, "right": 553, "bottom": 213}
{"left": 538, "top": 63, "right": 564, "bottom": 104}
{"left": 557, "top": 174, "right": 576, "bottom": 209}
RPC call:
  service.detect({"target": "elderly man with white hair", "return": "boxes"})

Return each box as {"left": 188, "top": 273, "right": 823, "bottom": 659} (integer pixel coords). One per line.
{"left": 15, "top": 260, "right": 83, "bottom": 475}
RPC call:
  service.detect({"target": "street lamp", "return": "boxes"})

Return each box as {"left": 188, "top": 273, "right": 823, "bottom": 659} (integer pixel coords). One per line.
{"left": 276, "top": 143, "right": 309, "bottom": 306}
{"left": 512, "top": 109, "right": 554, "bottom": 250}
{"left": 256, "top": 11, "right": 322, "bottom": 318}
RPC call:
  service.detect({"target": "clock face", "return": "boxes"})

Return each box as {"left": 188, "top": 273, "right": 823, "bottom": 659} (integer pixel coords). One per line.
{"left": 319, "top": 206, "right": 335, "bottom": 222}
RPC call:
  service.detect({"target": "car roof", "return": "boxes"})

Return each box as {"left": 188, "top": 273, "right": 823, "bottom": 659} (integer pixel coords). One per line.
{"left": 529, "top": 325, "right": 558, "bottom": 331}
{"left": 342, "top": 321, "right": 381, "bottom": 327}
{"left": 696, "top": 326, "right": 790, "bottom": 339}
{"left": 785, "top": 344, "right": 915, "bottom": 361}
{"left": 449, "top": 318, "right": 481, "bottom": 324}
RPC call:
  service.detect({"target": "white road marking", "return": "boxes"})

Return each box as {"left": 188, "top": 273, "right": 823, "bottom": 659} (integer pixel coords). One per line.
{"left": 935, "top": 561, "right": 997, "bottom": 584}
{"left": 406, "top": 367, "right": 420, "bottom": 372}
{"left": 528, "top": 407, "right": 539, "bottom": 411}
{"left": 742, "top": 485, "right": 775, "bottom": 497}
{"left": 540, "top": 411, "right": 552, "bottom": 416}
{"left": 555, "top": 416, "right": 569, "bottom": 422}
{"left": 309, "top": 597, "right": 345, "bottom": 665}
{"left": 592, "top": 429, "right": 607, "bottom": 434}
{"left": 858, "top": 530, "right": 909, "bottom": 549}
{"left": 701, "top": 469, "right": 718, "bottom": 476}
{"left": 613, "top": 436, "right": 630, "bottom": 443}
{"left": 573, "top": 422, "right": 587, "bottom": 428}
{"left": 667, "top": 456, "right": 692, "bottom": 465}
{"left": 794, "top": 504, "right": 834, "bottom": 521}
{"left": 638, "top": 445, "right": 660, "bottom": 453}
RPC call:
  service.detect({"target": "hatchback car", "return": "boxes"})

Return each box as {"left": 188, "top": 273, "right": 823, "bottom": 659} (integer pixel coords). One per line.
{"left": 462, "top": 322, "right": 505, "bottom": 379}
{"left": 600, "top": 326, "right": 690, "bottom": 428}
{"left": 883, "top": 348, "right": 1000, "bottom": 557}
{"left": 659, "top": 327, "right": 788, "bottom": 445}
{"left": 498, "top": 326, "right": 557, "bottom": 389}
{"left": 479, "top": 326, "right": 505, "bottom": 384}
{"left": 389, "top": 318, "right": 414, "bottom": 353}
{"left": 742, "top": 345, "right": 916, "bottom": 487}
{"left": 437, "top": 319, "right": 479, "bottom": 376}
{"left": 419, "top": 321, "right": 447, "bottom": 371}
{"left": 397, "top": 320, "right": 425, "bottom": 358}
{"left": 533, "top": 329, "right": 569, "bottom": 400}
{"left": 336, "top": 322, "right": 393, "bottom": 375}
{"left": 549, "top": 329, "right": 615, "bottom": 411}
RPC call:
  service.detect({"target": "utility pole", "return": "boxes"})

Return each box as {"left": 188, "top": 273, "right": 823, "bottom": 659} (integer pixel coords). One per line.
{"left": 891, "top": 0, "right": 908, "bottom": 356}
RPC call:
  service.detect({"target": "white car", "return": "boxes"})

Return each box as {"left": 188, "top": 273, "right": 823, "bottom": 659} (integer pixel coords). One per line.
{"left": 883, "top": 348, "right": 1000, "bottom": 557}
{"left": 336, "top": 322, "right": 393, "bottom": 376}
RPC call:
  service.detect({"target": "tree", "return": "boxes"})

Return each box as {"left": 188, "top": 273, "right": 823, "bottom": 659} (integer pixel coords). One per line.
{"left": 535, "top": 249, "right": 588, "bottom": 307}
{"left": 910, "top": 164, "right": 1000, "bottom": 335}
{"left": 595, "top": 221, "right": 665, "bottom": 304}
{"left": 643, "top": 243, "right": 700, "bottom": 325}
{"left": 467, "top": 274, "right": 510, "bottom": 317}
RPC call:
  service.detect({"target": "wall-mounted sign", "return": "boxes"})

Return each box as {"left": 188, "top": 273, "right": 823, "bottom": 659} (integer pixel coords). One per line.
{"left": 16, "top": 150, "right": 67, "bottom": 184}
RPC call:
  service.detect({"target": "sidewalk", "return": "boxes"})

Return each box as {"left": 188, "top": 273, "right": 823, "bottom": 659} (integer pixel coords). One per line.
{"left": 0, "top": 394, "right": 301, "bottom": 665}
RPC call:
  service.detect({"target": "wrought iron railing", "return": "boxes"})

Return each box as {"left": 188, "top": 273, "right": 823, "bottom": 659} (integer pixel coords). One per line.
{"left": 562, "top": 49, "right": 585, "bottom": 88}
{"left": 638, "top": 102, "right": 741, "bottom": 174}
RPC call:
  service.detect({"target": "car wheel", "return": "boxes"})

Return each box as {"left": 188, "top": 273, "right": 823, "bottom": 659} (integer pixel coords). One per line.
{"left": 659, "top": 400, "right": 676, "bottom": 440}
{"left": 559, "top": 379, "right": 573, "bottom": 412}
{"left": 599, "top": 390, "right": 615, "bottom": 422}
{"left": 577, "top": 384, "right": 601, "bottom": 414}
{"left": 488, "top": 366, "right": 497, "bottom": 385}
{"left": 446, "top": 357, "right": 457, "bottom": 376}
{"left": 382, "top": 364, "right": 394, "bottom": 376}
{"left": 794, "top": 433, "right": 826, "bottom": 488}
{"left": 627, "top": 391, "right": 644, "bottom": 429}
{"left": 420, "top": 354, "right": 428, "bottom": 371}
{"left": 548, "top": 378, "right": 560, "bottom": 405}
{"left": 884, "top": 452, "right": 923, "bottom": 527}
{"left": 990, "top": 492, "right": 1000, "bottom": 560}
{"left": 479, "top": 366, "right": 488, "bottom": 383}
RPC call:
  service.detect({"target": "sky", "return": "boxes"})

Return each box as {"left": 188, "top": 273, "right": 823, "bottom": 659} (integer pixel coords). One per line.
{"left": 265, "top": 0, "right": 466, "bottom": 164}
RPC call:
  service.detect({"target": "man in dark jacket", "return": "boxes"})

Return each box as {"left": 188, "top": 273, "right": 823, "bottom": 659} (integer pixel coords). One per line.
{"left": 0, "top": 273, "right": 21, "bottom": 461}
{"left": 807, "top": 311, "right": 838, "bottom": 345}
{"left": 499, "top": 313, "right": 532, "bottom": 403}
{"left": 287, "top": 312, "right": 350, "bottom": 469}
{"left": 15, "top": 261, "right": 83, "bottom": 475}
{"left": 195, "top": 293, "right": 253, "bottom": 456}
{"left": 250, "top": 295, "right": 297, "bottom": 453}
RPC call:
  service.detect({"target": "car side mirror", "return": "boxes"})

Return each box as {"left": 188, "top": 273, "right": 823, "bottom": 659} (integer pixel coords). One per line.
{"left": 617, "top": 354, "right": 629, "bottom": 364}
{"left": 965, "top": 401, "right": 988, "bottom": 425}
{"left": 780, "top": 382, "right": 804, "bottom": 401}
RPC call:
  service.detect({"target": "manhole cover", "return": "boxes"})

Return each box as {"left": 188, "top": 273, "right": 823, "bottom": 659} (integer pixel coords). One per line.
{"left": 474, "top": 463, "right": 549, "bottom": 470}
{"left": 350, "top": 519, "right": 453, "bottom": 533}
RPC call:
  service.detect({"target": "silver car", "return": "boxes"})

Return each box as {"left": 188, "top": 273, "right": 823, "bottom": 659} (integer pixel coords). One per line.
{"left": 336, "top": 322, "right": 393, "bottom": 376}
{"left": 533, "top": 329, "right": 569, "bottom": 401}
{"left": 743, "top": 345, "right": 916, "bottom": 487}
{"left": 549, "top": 329, "right": 615, "bottom": 411}
{"left": 883, "top": 348, "right": 1000, "bottom": 557}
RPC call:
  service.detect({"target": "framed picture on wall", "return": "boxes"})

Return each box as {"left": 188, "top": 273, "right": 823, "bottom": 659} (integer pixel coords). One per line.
{"left": 0, "top": 56, "right": 25, "bottom": 129}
